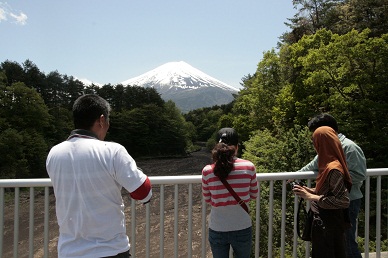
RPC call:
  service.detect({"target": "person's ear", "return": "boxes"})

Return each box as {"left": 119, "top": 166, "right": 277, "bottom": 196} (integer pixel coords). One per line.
{"left": 99, "top": 115, "right": 105, "bottom": 128}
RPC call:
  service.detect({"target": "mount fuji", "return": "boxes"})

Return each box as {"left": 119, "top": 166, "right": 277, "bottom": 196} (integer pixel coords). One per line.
{"left": 121, "top": 61, "right": 239, "bottom": 112}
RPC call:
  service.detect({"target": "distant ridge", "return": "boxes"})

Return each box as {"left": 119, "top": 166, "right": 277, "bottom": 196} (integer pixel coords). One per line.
{"left": 121, "top": 61, "right": 239, "bottom": 112}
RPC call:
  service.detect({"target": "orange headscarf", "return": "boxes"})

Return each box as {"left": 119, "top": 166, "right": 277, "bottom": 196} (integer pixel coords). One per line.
{"left": 313, "top": 126, "right": 352, "bottom": 193}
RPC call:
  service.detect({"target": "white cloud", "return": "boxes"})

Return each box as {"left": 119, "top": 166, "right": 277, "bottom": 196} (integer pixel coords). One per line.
{"left": 0, "top": 2, "right": 28, "bottom": 25}
{"left": 0, "top": 7, "right": 7, "bottom": 22}
{"left": 10, "top": 11, "right": 27, "bottom": 25}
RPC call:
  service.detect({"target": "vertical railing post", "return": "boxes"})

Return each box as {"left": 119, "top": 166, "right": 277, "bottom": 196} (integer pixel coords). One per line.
{"left": 159, "top": 184, "right": 165, "bottom": 258}
{"left": 364, "top": 176, "right": 370, "bottom": 258}
{"left": 305, "top": 179, "right": 312, "bottom": 258}
{"left": 29, "top": 187, "right": 35, "bottom": 258}
{"left": 255, "top": 182, "right": 261, "bottom": 258}
{"left": 268, "top": 181, "right": 274, "bottom": 258}
{"left": 376, "top": 176, "right": 382, "bottom": 258}
{"left": 0, "top": 187, "right": 4, "bottom": 256}
{"left": 201, "top": 196, "right": 207, "bottom": 258}
{"left": 174, "top": 184, "right": 179, "bottom": 258}
{"left": 188, "top": 183, "right": 193, "bottom": 258}
{"left": 280, "top": 180, "right": 286, "bottom": 258}
{"left": 13, "top": 187, "right": 20, "bottom": 258}
{"left": 44, "top": 187, "right": 49, "bottom": 258}
{"left": 292, "top": 194, "right": 298, "bottom": 258}
{"left": 145, "top": 202, "right": 150, "bottom": 258}
{"left": 131, "top": 198, "right": 136, "bottom": 258}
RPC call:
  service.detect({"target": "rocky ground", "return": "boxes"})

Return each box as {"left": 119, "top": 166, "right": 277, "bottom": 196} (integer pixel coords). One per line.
{"left": 2, "top": 147, "right": 213, "bottom": 258}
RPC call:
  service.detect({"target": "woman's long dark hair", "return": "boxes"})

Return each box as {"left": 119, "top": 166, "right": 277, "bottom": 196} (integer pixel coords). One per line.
{"left": 212, "top": 142, "right": 236, "bottom": 179}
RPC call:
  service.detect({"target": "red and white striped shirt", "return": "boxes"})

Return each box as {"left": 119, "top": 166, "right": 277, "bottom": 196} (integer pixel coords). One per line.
{"left": 202, "top": 158, "right": 259, "bottom": 231}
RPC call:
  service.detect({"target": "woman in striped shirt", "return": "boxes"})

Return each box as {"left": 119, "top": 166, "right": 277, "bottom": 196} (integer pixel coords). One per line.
{"left": 202, "top": 128, "right": 259, "bottom": 258}
{"left": 293, "top": 126, "right": 352, "bottom": 258}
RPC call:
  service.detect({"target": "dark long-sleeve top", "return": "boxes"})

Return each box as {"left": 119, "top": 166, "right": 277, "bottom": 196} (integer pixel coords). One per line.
{"left": 312, "top": 169, "right": 350, "bottom": 211}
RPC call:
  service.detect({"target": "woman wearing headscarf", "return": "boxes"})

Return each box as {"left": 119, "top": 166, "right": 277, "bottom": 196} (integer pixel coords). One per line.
{"left": 202, "top": 128, "right": 259, "bottom": 258}
{"left": 293, "top": 126, "right": 352, "bottom": 258}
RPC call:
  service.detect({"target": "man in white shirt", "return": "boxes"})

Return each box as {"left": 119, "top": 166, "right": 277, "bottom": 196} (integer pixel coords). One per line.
{"left": 46, "top": 94, "right": 152, "bottom": 258}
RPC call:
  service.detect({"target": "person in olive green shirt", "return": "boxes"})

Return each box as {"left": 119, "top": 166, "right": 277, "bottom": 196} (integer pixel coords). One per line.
{"left": 299, "top": 113, "right": 366, "bottom": 258}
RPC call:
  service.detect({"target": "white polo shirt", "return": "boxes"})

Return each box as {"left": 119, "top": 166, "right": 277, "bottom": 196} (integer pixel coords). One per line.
{"left": 46, "top": 136, "right": 151, "bottom": 258}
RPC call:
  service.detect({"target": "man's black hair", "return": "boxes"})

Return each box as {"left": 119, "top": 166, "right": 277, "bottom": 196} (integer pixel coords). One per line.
{"left": 307, "top": 113, "right": 339, "bottom": 132}
{"left": 72, "top": 94, "right": 111, "bottom": 130}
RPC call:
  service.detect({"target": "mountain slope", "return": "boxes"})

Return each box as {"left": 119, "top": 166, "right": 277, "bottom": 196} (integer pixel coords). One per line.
{"left": 121, "top": 61, "right": 239, "bottom": 112}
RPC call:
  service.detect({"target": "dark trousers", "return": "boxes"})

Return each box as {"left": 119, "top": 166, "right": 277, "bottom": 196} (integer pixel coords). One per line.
{"left": 312, "top": 227, "right": 346, "bottom": 258}
{"left": 346, "top": 198, "right": 362, "bottom": 258}
{"left": 311, "top": 211, "right": 347, "bottom": 258}
{"left": 103, "top": 250, "right": 131, "bottom": 258}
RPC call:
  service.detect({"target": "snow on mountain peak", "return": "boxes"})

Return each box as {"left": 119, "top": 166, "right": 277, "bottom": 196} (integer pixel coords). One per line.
{"left": 121, "top": 61, "right": 238, "bottom": 92}
{"left": 76, "top": 77, "right": 102, "bottom": 87}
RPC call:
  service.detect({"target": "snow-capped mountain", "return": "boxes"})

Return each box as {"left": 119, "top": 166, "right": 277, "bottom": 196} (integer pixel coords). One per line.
{"left": 121, "top": 61, "right": 239, "bottom": 112}
{"left": 77, "top": 78, "right": 102, "bottom": 87}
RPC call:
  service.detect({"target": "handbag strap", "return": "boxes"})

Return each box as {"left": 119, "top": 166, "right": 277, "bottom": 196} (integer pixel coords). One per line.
{"left": 296, "top": 198, "right": 307, "bottom": 238}
{"left": 220, "top": 177, "right": 249, "bottom": 214}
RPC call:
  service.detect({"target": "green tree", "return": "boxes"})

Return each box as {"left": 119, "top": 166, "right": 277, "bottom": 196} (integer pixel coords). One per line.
{"left": 184, "top": 106, "right": 227, "bottom": 142}
{"left": 336, "top": 0, "right": 388, "bottom": 37}
{"left": 282, "top": 0, "right": 342, "bottom": 44}
{"left": 0, "top": 60, "right": 24, "bottom": 86}
{"left": 107, "top": 106, "right": 155, "bottom": 157}
{"left": 242, "top": 126, "right": 314, "bottom": 173}
{"left": 160, "top": 100, "right": 190, "bottom": 155}
{"left": 231, "top": 50, "right": 284, "bottom": 143}
{"left": 0, "top": 82, "right": 51, "bottom": 178}
{"left": 62, "top": 75, "right": 85, "bottom": 109}
{"left": 46, "top": 106, "right": 73, "bottom": 146}
{"left": 112, "top": 84, "right": 126, "bottom": 111}
{"left": 281, "top": 0, "right": 388, "bottom": 45}
{"left": 45, "top": 70, "right": 66, "bottom": 108}
{"left": 0, "top": 82, "right": 50, "bottom": 132}
{"left": 22, "top": 60, "right": 47, "bottom": 92}
{"left": 96, "top": 84, "right": 116, "bottom": 108}
{"left": 84, "top": 83, "right": 100, "bottom": 94}
{"left": 122, "top": 85, "right": 164, "bottom": 110}
{"left": 286, "top": 29, "right": 388, "bottom": 166}
{"left": 108, "top": 102, "right": 190, "bottom": 158}
{"left": 0, "top": 129, "right": 28, "bottom": 178}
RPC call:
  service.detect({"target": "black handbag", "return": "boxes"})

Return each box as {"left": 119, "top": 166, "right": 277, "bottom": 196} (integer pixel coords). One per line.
{"left": 297, "top": 198, "right": 313, "bottom": 241}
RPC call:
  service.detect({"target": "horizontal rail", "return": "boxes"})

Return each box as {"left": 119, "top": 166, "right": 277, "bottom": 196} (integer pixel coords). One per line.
{"left": 1, "top": 168, "right": 386, "bottom": 187}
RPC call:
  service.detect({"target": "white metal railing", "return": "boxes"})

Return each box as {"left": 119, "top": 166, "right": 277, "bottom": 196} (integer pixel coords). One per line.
{"left": 0, "top": 169, "right": 387, "bottom": 258}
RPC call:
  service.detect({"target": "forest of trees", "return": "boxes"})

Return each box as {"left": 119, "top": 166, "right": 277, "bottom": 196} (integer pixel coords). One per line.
{"left": 1, "top": 0, "right": 388, "bottom": 255}
{"left": 0, "top": 62, "right": 197, "bottom": 179}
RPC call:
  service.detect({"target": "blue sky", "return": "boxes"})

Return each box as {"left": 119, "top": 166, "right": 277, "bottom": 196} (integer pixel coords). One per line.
{"left": 1, "top": 1, "right": 295, "bottom": 89}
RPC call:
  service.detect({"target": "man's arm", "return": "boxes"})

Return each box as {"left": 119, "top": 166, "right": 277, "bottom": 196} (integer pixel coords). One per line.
{"left": 298, "top": 155, "right": 319, "bottom": 172}
{"left": 345, "top": 144, "right": 367, "bottom": 183}
{"left": 130, "top": 177, "right": 152, "bottom": 204}
{"left": 114, "top": 146, "right": 153, "bottom": 203}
